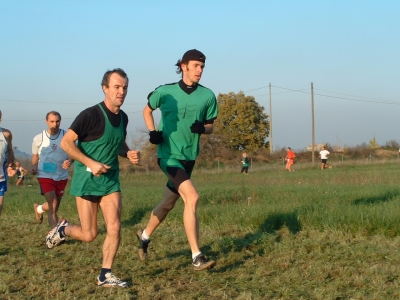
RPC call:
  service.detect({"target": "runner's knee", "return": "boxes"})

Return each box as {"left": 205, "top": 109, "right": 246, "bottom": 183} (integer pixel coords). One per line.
{"left": 106, "top": 221, "right": 121, "bottom": 237}
{"left": 184, "top": 193, "right": 199, "bottom": 210}
{"left": 81, "top": 230, "right": 98, "bottom": 242}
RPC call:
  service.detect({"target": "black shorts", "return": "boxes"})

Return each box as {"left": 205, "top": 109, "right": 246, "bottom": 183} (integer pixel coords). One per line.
{"left": 321, "top": 159, "right": 328, "bottom": 164}
{"left": 158, "top": 158, "right": 195, "bottom": 195}
{"left": 80, "top": 192, "right": 121, "bottom": 203}
{"left": 81, "top": 195, "right": 103, "bottom": 203}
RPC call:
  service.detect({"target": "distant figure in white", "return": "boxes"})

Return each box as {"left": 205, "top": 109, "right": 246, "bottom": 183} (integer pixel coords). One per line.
{"left": 319, "top": 145, "right": 332, "bottom": 170}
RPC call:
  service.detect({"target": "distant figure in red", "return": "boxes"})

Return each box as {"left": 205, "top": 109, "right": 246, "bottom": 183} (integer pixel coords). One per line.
{"left": 285, "top": 147, "right": 296, "bottom": 172}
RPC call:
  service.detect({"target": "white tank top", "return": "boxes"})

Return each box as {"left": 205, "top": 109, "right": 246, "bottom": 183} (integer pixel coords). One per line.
{"left": 33, "top": 129, "right": 69, "bottom": 180}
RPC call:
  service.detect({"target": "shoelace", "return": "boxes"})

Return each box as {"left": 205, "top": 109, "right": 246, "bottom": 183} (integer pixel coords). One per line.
{"left": 106, "top": 274, "right": 122, "bottom": 283}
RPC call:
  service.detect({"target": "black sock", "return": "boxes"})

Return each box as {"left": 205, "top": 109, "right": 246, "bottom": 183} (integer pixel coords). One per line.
{"left": 58, "top": 226, "right": 66, "bottom": 238}
{"left": 99, "top": 268, "right": 111, "bottom": 281}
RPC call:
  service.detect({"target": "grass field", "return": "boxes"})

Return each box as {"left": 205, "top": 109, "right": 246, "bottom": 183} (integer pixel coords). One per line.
{"left": 1, "top": 161, "right": 400, "bottom": 299}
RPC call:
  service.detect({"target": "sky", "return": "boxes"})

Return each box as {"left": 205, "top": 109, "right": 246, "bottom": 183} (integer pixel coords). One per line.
{"left": 1, "top": 1, "right": 399, "bottom": 154}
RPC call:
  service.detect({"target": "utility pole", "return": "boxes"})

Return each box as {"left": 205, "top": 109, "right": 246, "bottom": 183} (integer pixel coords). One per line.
{"left": 269, "top": 83, "right": 273, "bottom": 154}
{"left": 311, "top": 82, "right": 315, "bottom": 167}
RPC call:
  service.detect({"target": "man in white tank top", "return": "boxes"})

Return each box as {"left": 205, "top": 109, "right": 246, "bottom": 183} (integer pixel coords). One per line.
{"left": 31, "top": 111, "right": 73, "bottom": 227}
{"left": 0, "top": 110, "right": 15, "bottom": 218}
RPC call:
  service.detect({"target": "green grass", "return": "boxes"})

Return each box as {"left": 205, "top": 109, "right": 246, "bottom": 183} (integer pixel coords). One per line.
{"left": 1, "top": 162, "right": 400, "bottom": 299}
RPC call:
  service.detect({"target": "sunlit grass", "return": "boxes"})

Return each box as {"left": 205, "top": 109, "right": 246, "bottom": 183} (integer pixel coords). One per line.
{"left": 1, "top": 162, "right": 400, "bottom": 298}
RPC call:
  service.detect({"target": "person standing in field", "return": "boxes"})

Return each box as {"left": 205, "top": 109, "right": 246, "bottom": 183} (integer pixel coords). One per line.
{"left": 15, "top": 161, "right": 28, "bottom": 186}
{"left": 319, "top": 145, "right": 332, "bottom": 170}
{"left": 31, "top": 111, "right": 73, "bottom": 227}
{"left": 0, "top": 110, "right": 15, "bottom": 217}
{"left": 45, "top": 68, "right": 140, "bottom": 287}
{"left": 285, "top": 147, "right": 295, "bottom": 172}
{"left": 241, "top": 152, "right": 249, "bottom": 175}
{"left": 139, "top": 49, "right": 218, "bottom": 271}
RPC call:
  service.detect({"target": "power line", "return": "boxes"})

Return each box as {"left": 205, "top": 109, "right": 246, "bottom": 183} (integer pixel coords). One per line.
{"left": 2, "top": 84, "right": 398, "bottom": 106}
{"left": 247, "top": 89, "right": 309, "bottom": 97}
{"left": 313, "top": 92, "right": 400, "bottom": 105}
{"left": 247, "top": 85, "right": 400, "bottom": 105}
{"left": 271, "top": 85, "right": 312, "bottom": 94}
{"left": 0, "top": 99, "right": 87, "bottom": 105}
{"left": 313, "top": 88, "right": 393, "bottom": 102}
{"left": 0, "top": 98, "right": 143, "bottom": 106}
{"left": 243, "top": 85, "right": 269, "bottom": 93}
{"left": 2, "top": 110, "right": 143, "bottom": 122}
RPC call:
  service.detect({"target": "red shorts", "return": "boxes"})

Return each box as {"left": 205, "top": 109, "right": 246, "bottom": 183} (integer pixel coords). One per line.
{"left": 38, "top": 178, "right": 68, "bottom": 196}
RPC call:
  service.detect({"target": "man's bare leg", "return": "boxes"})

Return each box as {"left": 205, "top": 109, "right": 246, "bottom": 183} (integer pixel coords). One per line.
{"left": 140, "top": 181, "right": 214, "bottom": 269}
{"left": 64, "top": 196, "right": 99, "bottom": 243}
{"left": 65, "top": 194, "right": 122, "bottom": 269}
{"left": 42, "top": 192, "right": 62, "bottom": 227}
{"left": 0, "top": 196, "right": 4, "bottom": 217}
{"left": 177, "top": 180, "right": 200, "bottom": 254}
{"left": 144, "top": 180, "right": 201, "bottom": 253}
{"left": 98, "top": 192, "right": 122, "bottom": 269}
{"left": 144, "top": 187, "right": 180, "bottom": 237}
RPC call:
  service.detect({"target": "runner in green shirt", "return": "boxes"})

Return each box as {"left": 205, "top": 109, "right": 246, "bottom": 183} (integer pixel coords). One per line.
{"left": 241, "top": 152, "right": 250, "bottom": 175}
{"left": 139, "top": 49, "right": 218, "bottom": 270}
{"left": 45, "top": 68, "right": 140, "bottom": 287}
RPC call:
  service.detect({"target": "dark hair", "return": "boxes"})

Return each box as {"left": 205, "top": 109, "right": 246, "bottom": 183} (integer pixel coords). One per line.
{"left": 101, "top": 68, "right": 128, "bottom": 87}
{"left": 288, "top": 147, "right": 291, "bottom": 150}
{"left": 46, "top": 111, "right": 61, "bottom": 120}
{"left": 175, "top": 59, "right": 187, "bottom": 74}
{"left": 175, "top": 49, "right": 206, "bottom": 74}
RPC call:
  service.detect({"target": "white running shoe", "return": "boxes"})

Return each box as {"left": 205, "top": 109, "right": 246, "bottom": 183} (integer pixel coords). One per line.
{"left": 45, "top": 219, "right": 69, "bottom": 249}
{"left": 97, "top": 273, "right": 130, "bottom": 287}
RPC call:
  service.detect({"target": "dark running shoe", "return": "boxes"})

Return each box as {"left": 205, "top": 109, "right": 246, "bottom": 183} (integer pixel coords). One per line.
{"left": 97, "top": 272, "right": 130, "bottom": 287}
{"left": 136, "top": 229, "right": 150, "bottom": 261}
{"left": 192, "top": 254, "right": 216, "bottom": 271}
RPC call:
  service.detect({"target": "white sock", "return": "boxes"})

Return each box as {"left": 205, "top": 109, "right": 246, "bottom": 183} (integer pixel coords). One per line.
{"left": 192, "top": 252, "right": 202, "bottom": 260}
{"left": 141, "top": 229, "right": 150, "bottom": 241}
{"left": 37, "top": 205, "right": 44, "bottom": 214}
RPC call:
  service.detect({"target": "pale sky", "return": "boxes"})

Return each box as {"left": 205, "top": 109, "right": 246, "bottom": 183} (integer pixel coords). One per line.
{"left": 1, "top": 1, "right": 399, "bottom": 154}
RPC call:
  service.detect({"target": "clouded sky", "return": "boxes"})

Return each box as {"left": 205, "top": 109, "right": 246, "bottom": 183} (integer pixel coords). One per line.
{"left": 1, "top": 1, "right": 399, "bottom": 154}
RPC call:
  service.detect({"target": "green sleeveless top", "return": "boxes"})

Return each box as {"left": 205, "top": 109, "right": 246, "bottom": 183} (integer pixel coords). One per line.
{"left": 70, "top": 104, "right": 125, "bottom": 196}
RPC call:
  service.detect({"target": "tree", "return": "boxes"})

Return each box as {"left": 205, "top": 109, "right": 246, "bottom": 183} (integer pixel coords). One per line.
{"left": 369, "top": 136, "right": 379, "bottom": 149}
{"left": 213, "top": 92, "right": 269, "bottom": 151}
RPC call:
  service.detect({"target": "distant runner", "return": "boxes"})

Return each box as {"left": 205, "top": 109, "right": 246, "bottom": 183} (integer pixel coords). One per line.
{"left": 319, "top": 145, "right": 332, "bottom": 170}
{"left": 285, "top": 147, "right": 295, "bottom": 172}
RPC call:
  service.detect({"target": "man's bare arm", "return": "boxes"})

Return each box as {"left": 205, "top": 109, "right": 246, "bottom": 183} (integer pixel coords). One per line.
{"left": 204, "top": 123, "right": 213, "bottom": 134}
{"left": 119, "top": 142, "right": 140, "bottom": 165}
{"left": 3, "top": 129, "right": 14, "bottom": 164}
{"left": 143, "top": 105, "right": 156, "bottom": 131}
{"left": 60, "top": 129, "right": 110, "bottom": 177}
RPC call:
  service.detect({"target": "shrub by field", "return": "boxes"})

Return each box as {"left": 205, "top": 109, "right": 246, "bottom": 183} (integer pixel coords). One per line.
{"left": 0, "top": 161, "right": 400, "bottom": 299}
